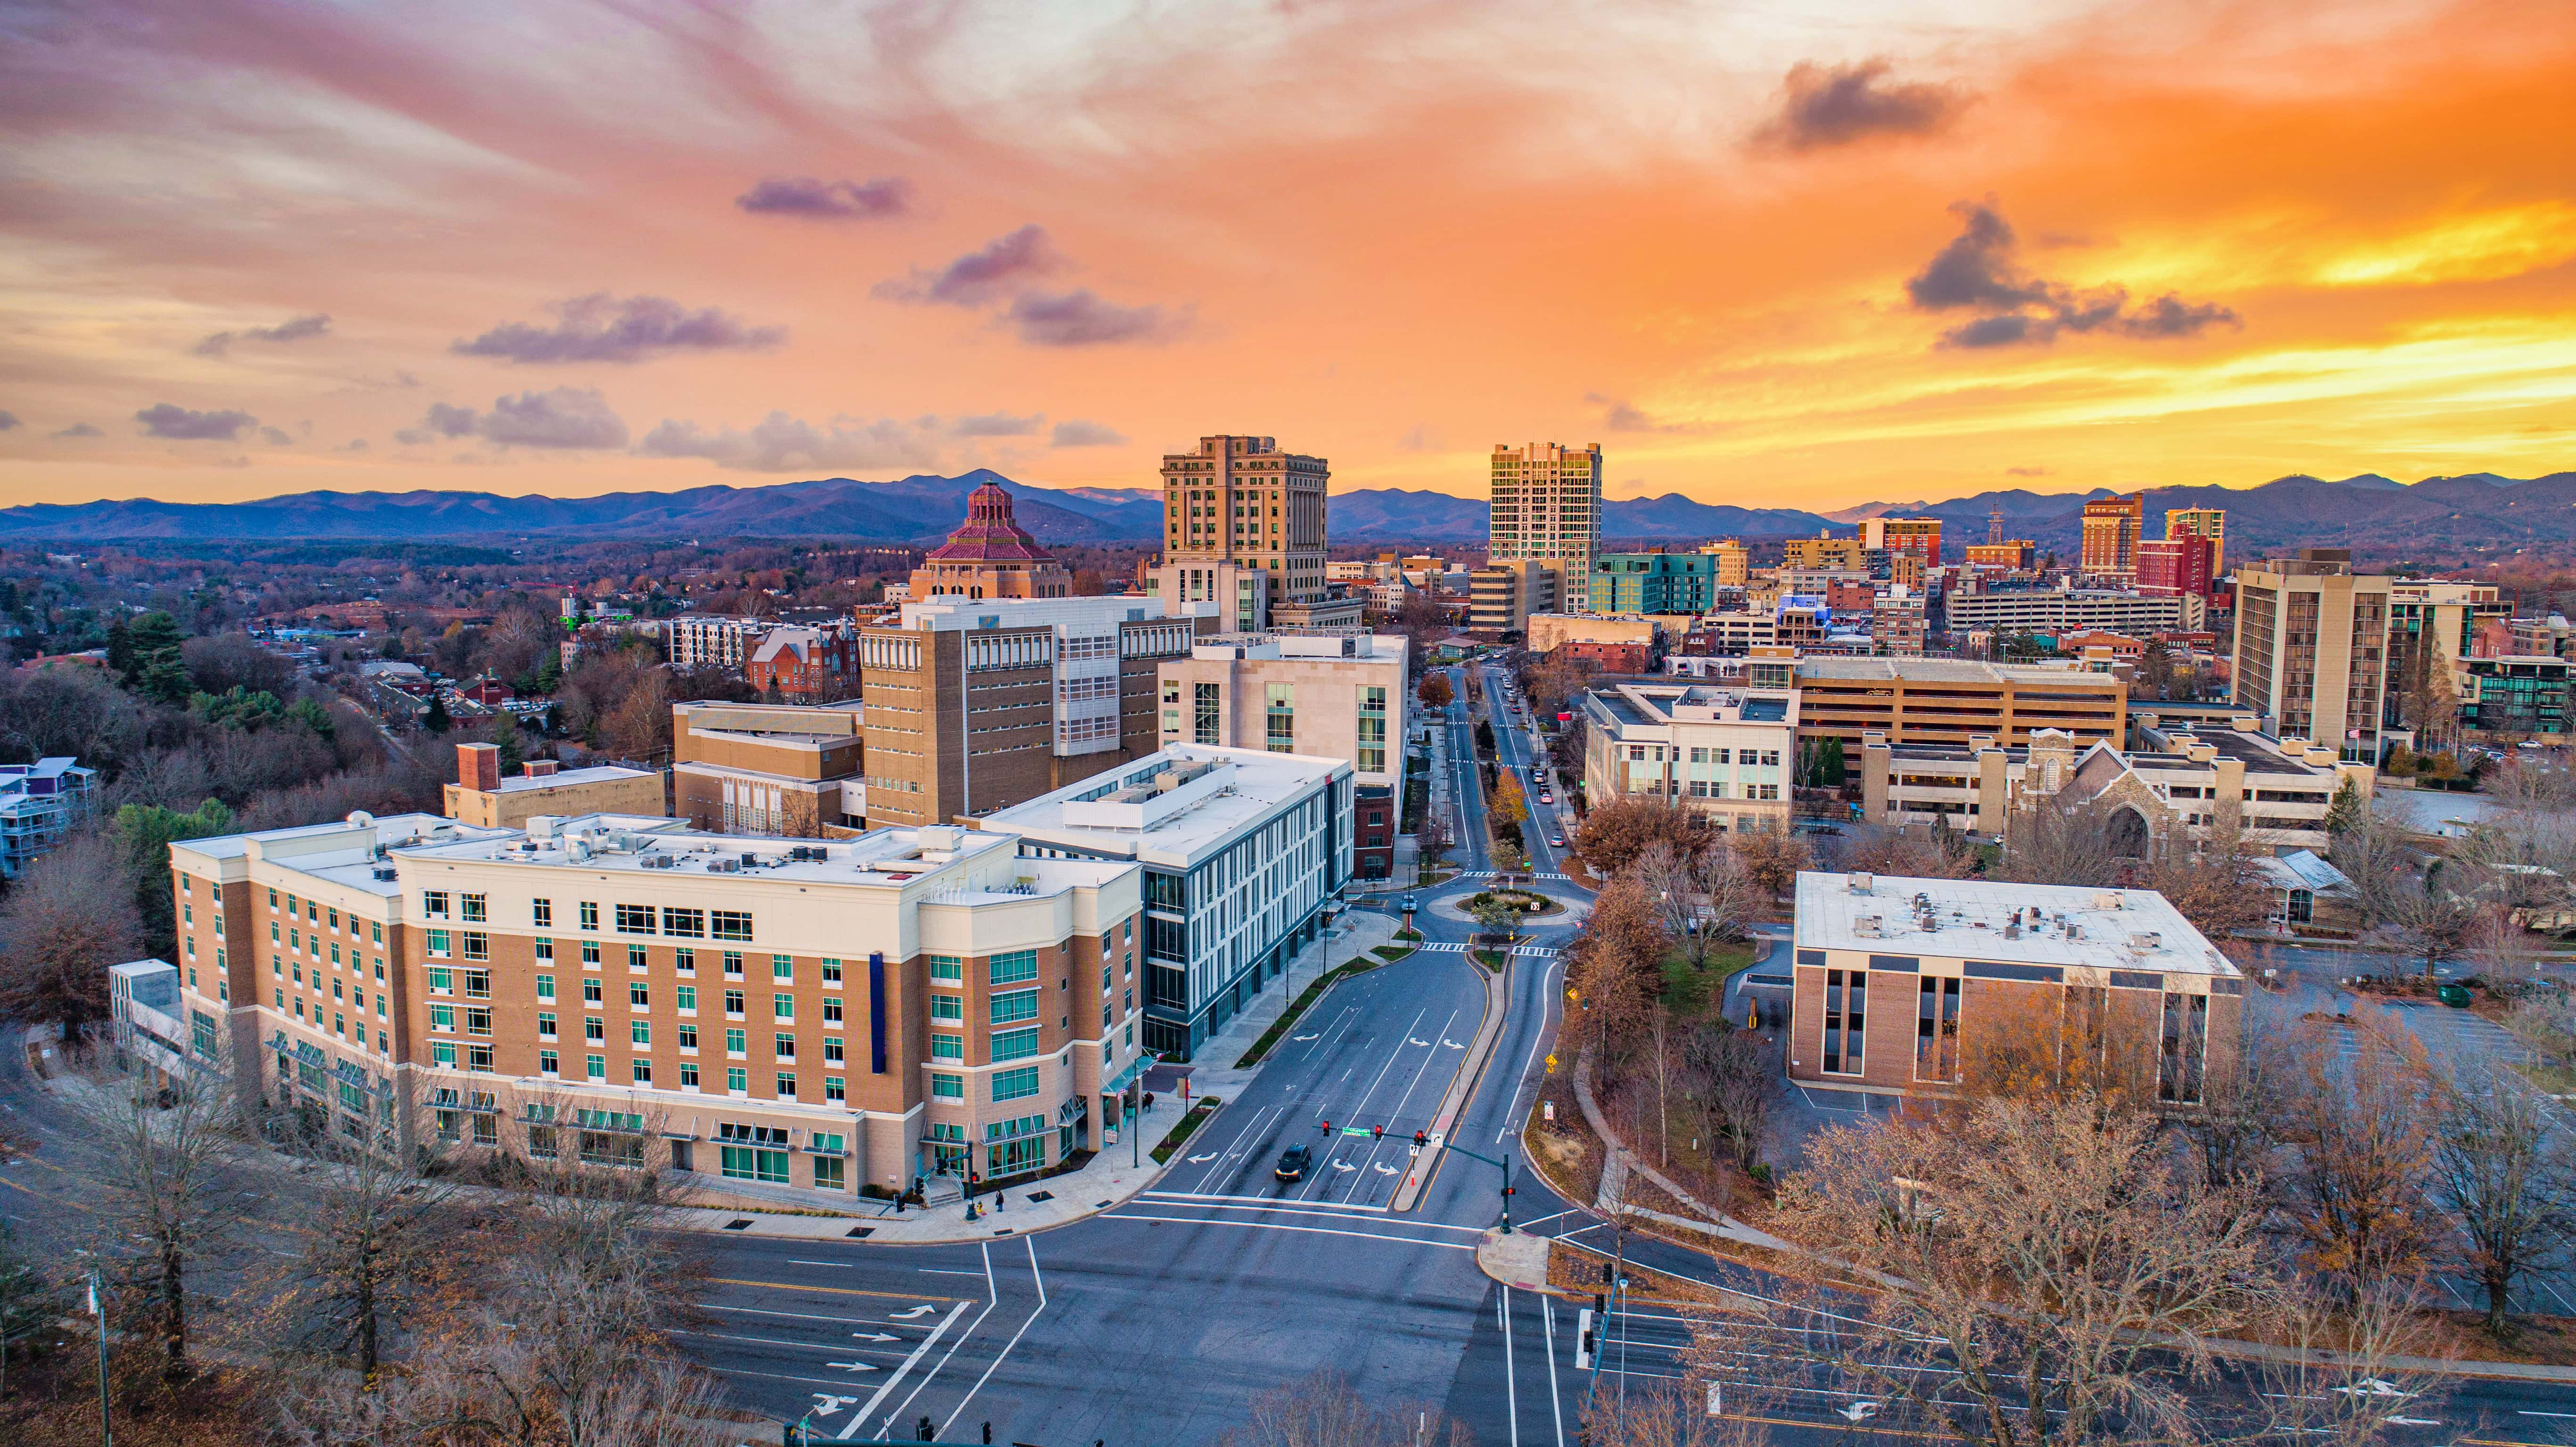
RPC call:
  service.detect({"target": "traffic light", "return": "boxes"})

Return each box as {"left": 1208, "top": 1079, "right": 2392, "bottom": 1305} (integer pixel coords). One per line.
{"left": 1320, "top": 1119, "right": 1331, "bottom": 1138}
{"left": 1371, "top": 1124, "right": 1383, "bottom": 1142}
{"left": 1413, "top": 1129, "right": 1427, "bottom": 1148}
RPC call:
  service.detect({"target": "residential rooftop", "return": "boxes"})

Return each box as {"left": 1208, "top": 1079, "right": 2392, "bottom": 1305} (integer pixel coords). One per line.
{"left": 477, "top": 765, "right": 659, "bottom": 795}
{"left": 1793, "top": 869, "right": 2237, "bottom": 979}
{"left": 1794, "top": 657, "right": 2114, "bottom": 684}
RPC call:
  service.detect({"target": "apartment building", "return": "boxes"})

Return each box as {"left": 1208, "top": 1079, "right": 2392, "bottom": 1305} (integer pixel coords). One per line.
{"left": 1488, "top": 443, "right": 1604, "bottom": 612}
{"left": 1470, "top": 559, "right": 1562, "bottom": 636}
{"left": 444, "top": 744, "right": 664, "bottom": 830}
{"left": 857, "top": 596, "right": 1211, "bottom": 830}
{"left": 2135, "top": 535, "right": 2215, "bottom": 600}
{"left": 1787, "top": 871, "right": 2241, "bottom": 1104}
{"left": 2386, "top": 579, "right": 2506, "bottom": 730}
{"left": 1592, "top": 551, "right": 1718, "bottom": 616}
{"left": 1794, "top": 656, "right": 2126, "bottom": 750}
{"left": 2458, "top": 656, "right": 2571, "bottom": 737}
{"left": 1161, "top": 435, "right": 1331, "bottom": 616}
{"left": 0, "top": 755, "right": 96, "bottom": 878}
{"left": 2166, "top": 507, "right": 2226, "bottom": 576}
{"left": 165, "top": 810, "right": 1148, "bottom": 1198}
{"left": 1153, "top": 633, "right": 1408, "bottom": 876}
{"left": 671, "top": 701, "right": 867, "bottom": 837}
{"left": 1964, "top": 541, "right": 2038, "bottom": 572}
{"left": 1861, "top": 518, "right": 1943, "bottom": 567}
{"left": 1701, "top": 540, "right": 1750, "bottom": 587}
{"left": 2231, "top": 550, "right": 2391, "bottom": 762}
{"left": 1861, "top": 716, "right": 2365, "bottom": 853}
{"left": 2080, "top": 495, "right": 2144, "bottom": 581}
{"left": 1870, "top": 586, "right": 1928, "bottom": 656}
{"left": 906, "top": 482, "right": 1074, "bottom": 601}
{"left": 1580, "top": 682, "right": 1799, "bottom": 834}
{"left": 746, "top": 624, "right": 858, "bottom": 702}
{"left": 667, "top": 616, "right": 770, "bottom": 671}
{"left": 979, "top": 746, "right": 1353, "bottom": 1057}
{"left": 1783, "top": 534, "right": 1871, "bottom": 572}
{"left": 1944, "top": 584, "right": 2196, "bottom": 638}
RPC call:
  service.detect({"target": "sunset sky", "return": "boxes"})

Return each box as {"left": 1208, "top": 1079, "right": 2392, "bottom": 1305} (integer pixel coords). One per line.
{"left": 1, "top": 0, "right": 2569, "bottom": 514}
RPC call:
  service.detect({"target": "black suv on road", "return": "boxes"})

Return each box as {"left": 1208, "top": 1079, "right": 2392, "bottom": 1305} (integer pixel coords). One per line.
{"left": 1274, "top": 1144, "right": 1313, "bottom": 1182}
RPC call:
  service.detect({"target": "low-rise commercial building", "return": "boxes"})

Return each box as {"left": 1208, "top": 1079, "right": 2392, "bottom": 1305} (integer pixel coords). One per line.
{"left": 1788, "top": 870, "right": 2241, "bottom": 1103}
{"left": 978, "top": 746, "right": 1353, "bottom": 1057}
{"left": 747, "top": 624, "right": 858, "bottom": 703}
{"left": 1860, "top": 716, "right": 2367, "bottom": 854}
{"left": 1528, "top": 613, "right": 1657, "bottom": 657}
{"left": 1794, "top": 656, "right": 2126, "bottom": 750}
{"left": 1580, "top": 682, "right": 1798, "bottom": 833}
{"left": 1469, "top": 559, "right": 1562, "bottom": 636}
{"left": 2457, "top": 655, "right": 2571, "bottom": 737}
{"left": 1592, "top": 551, "right": 1719, "bottom": 616}
{"left": 167, "top": 809, "right": 1148, "bottom": 1200}
{"left": 672, "top": 701, "right": 867, "bottom": 836}
{"left": 444, "top": 744, "right": 665, "bottom": 830}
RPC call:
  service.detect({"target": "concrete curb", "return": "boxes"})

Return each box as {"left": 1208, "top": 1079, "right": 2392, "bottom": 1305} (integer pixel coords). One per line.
{"left": 1475, "top": 1227, "right": 1552, "bottom": 1292}
{"left": 1573, "top": 1045, "right": 1787, "bottom": 1252}
{"left": 1391, "top": 947, "right": 1511, "bottom": 1212}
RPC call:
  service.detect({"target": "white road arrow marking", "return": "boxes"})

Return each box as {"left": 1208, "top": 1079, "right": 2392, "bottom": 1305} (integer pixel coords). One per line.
{"left": 1187, "top": 1152, "right": 1219, "bottom": 1163}
{"left": 851, "top": 1332, "right": 899, "bottom": 1342}
{"left": 1291, "top": 1034, "right": 1320, "bottom": 1041}
{"left": 1839, "top": 1402, "right": 1882, "bottom": 1422}
{"left": 812, "top": 1395, "right": 858, "bottom": 1414}
{"left": 1409, "top": 1037, "right": 1432, "bottom": 1047}
{"left": 2336, "top": 1380, "right": 2411, "bottom": 1400}
{"left": 1333, "top": 1159, "right": 1358, "bottom": 1172}
{"left": 888, "top": 1305, "right": 937, "bottom": 1320}
{"left": 1441, "top": 1039, "right": 1465, "bottom": 1049}
{"left": 1375, "top": 1163, "right": 1399, "bottom": 1175}
{"left": 825, "top": 1361, "right": 882, "bottom": 1373}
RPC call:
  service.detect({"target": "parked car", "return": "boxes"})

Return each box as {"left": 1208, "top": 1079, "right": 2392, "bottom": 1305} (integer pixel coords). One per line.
{"left": 1549, "top": 832, "right": 1567, "bottom": 847}
{"left": 1275, "top": 1144, "right": 1313, "bottom": 1182}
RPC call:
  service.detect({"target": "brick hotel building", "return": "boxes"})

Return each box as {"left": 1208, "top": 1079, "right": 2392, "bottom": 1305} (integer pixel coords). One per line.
{"left": 167, "top": 809, "right": 1150, "bottom": 1200}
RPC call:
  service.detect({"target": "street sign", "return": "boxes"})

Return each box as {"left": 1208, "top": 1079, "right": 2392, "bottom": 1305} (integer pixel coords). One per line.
{"left": 1339, "top": 1126, "right": 1373, "bottom": 1137}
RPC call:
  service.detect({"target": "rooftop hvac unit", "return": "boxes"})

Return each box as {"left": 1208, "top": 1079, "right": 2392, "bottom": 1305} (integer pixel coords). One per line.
{"left": 2128, "top": 931, "right": 2163, "bottom": 952}
{"left": 1854, "top": 914, "right": 1884, "bottom": 938}
{"left": 2093, "top": 892, "right": 2124, "bottom": 911}
{"left": 372, "top": 867, "right": 396, "bottom": 882}
{"left": 1846, "top": 871, "right": 1874, "bottom": 895}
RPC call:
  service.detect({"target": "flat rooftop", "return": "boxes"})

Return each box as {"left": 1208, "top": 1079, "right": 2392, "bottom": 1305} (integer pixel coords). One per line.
{"left": 395, "top": 816, "right": 1132, "bottom": 897}
{"left": 1793, "top": 869, "right": 2237, "bottom": 978}
{"left": 479, "top": 765, "right": 656, "bottom": 795}
{"left": 1795, "top": 657, "right": 2117, "bottom": 685}
{"left": 978, "top": 745, "right": 1342, "bottom": 867}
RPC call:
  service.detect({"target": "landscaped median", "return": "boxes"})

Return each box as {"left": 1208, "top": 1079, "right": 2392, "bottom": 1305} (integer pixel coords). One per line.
{"left": 1233, "top": 956, "right": 1388, "bottom": 1068}
{"left": 1150, "top": 1095, "right": 1224, "bottom": 1165}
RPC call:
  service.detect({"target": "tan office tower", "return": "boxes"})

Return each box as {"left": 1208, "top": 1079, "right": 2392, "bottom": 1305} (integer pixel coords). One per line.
{"left": 1700, "top": 539, "right": 1750, "bottom": 587}
{"left": 2232, "top": 549, "right": 2391, "bottom": 762}
{"left": 1489, "top": 443, "right": 1604, "bottom": 612}
{"left": 2080, "top": 494, "right": 2144, "bottom": 581}
{"left": 1160, "top": 436, "right": 1329, "bottom": 612}
{"left": 2166, "top": 507, "right": 2226, "bottom": 576}
{"left": 1860, "top": 517, "right": 1943, "bottom": 566}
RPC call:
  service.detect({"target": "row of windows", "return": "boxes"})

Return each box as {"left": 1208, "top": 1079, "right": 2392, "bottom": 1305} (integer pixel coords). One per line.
{"left": 422, "top": 892, "right": 754, "bottom": 942}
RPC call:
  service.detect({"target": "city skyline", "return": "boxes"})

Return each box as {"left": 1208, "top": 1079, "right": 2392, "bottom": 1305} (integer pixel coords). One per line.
{"left": 2, "top": 0, "right": 2569, "bottom": 512}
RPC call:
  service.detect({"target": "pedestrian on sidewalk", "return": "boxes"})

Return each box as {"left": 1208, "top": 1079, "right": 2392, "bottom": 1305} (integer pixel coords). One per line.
{"left": 996, "top": 1191, "right": 1006, "bottom": 1214}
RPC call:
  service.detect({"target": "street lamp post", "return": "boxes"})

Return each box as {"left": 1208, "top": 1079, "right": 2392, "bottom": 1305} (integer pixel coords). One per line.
{"left": 87, "top": 1267, "right": 110, "bottom": 1447}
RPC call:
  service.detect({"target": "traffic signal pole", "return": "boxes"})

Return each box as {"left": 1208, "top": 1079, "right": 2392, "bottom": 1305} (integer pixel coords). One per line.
{"left": 1445, "top": 1143, "right": 1515, "bottom": 1233}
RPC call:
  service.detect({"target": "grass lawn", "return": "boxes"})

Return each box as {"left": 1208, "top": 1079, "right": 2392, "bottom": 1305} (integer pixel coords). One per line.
{"left": 1658, "top": 939, "right": 1760, "bottom": 1023}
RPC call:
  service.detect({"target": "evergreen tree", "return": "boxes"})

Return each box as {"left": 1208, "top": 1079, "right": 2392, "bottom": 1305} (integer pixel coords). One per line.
{"left": 424, "top": 691, "right": 453, "bottom": 735}
{"left": 105, "top": 616, "right": 135, "bottom": 680}
{"left": 286, "top": 696, "right": 338, "bottom": 742}
{"left": 2324, "top": 776, "right": 2369, "bottom": 837}
{"left": 491, "top": 710, "right": 526, "bottom": 776}
{"left": 1820, "top": 736, "right": 1847, "bottom": 787}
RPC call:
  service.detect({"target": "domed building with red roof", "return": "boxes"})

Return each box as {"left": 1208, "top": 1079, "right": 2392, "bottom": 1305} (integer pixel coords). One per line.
{"left": 907, "top": 481, "right": 1073, "bottom": 601}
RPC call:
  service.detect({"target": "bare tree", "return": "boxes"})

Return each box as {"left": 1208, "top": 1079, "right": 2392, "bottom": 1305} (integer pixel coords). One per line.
{"left": 1992, "top": 794, "right": 2126, "bottom": 889}
{"left": 1567, "top": 875, "right": 1670, "bottom": 1058}
{"left": 1580, "top": 1375, "right": 1770, "bottom": 1447}
{"left": 1726, "top": 828, "right": 1809, "bottom": 903}
{"left": 256, "top": 1094, "right": 469, "bottom": 1380}
{"left": 2429, "top": 1075, "right": 2576, "bottom": 1336}
{"left": 2367, "top": 865, "right": 2477, "bottom": 981}
{"left": 2274, "top": 1007, "right": 2442, "bottom": 1290}
{"left": 1690, "top": 1093, "right": 2275, "bottom": 1447}
{"left": 1678, "top": 1022, "right": 1774, "bottom": 1173}
{"left": 71, "top": 1062, "right": 248, "bottom": 1379}
{"left": 0, "top": 830, "right": 145, "bottom": 1037}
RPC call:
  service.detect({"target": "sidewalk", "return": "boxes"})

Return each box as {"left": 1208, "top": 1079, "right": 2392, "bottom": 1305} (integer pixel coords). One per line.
{"left": 1191, "top": 910, "right": 1402, "bottom": 1091}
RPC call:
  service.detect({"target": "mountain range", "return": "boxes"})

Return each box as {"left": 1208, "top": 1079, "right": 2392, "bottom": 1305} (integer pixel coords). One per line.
{"left": 0, "top": 469, "right": 2566, "bottom": 560}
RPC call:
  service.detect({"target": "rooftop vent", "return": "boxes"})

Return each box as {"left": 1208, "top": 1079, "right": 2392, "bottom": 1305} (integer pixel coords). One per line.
{"left": 2092, "top": 892, "right": 2124, "bottom": 911}
{"left": 2128, "top": 931, "right": 2163, "bottom": 952}
{"left": 1846, "top": 871, "right": 1874, "bottom": 895}
{"left": 371, "top": 867, "right": 396, "bottom": 883}
{"left": 1854, "top": 914, "right": 1883, "bottom": 938}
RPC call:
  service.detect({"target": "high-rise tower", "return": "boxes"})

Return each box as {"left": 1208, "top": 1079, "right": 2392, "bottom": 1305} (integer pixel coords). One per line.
{"left": 1488, "top": 443, "right": 1604, "bottom": 612}
{"left": 1159, "top": 435, "right": 1329, "bottom": 610}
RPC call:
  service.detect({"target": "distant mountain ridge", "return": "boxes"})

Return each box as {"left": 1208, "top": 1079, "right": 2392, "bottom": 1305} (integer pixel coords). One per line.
{"left": 0, "top": 469, "right": 2566, "bottom": 557}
